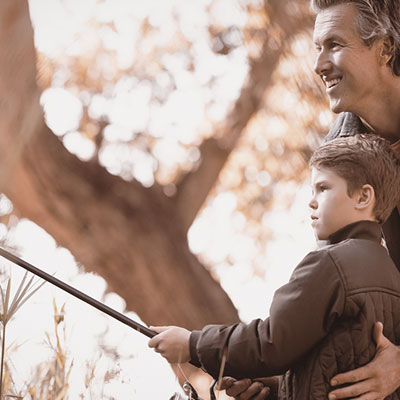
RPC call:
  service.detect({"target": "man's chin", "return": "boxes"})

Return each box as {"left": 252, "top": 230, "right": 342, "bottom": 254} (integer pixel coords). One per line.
{"left": 329, "top": 98, "right": 344, "bottom": 114}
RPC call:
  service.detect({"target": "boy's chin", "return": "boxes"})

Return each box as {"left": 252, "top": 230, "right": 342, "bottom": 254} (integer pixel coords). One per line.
{"left": 313, "top": 229, "right": 330, "bottom": 241}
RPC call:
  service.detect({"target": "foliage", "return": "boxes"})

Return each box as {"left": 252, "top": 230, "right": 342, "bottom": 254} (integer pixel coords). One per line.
{"left": 32, "top": 0, "right": 331, "bottom": 272}
{"left": 26, "top": 300, "right": 72, "bottom": 400}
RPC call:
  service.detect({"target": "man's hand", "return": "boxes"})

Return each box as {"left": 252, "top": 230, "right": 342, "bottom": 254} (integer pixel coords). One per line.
{"left": 329, "top": 322, "right": 400, "bottom": 399}
{"left": 219, "top": 376, "right": 278, "bottom": 400}
{"left": 148, "top": 326, "right": 191, "bottom": 364}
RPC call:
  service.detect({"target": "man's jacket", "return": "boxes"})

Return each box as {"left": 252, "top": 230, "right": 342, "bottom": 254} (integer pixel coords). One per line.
{"left": 189, "top": 221, "right": 400, "bottom": 399}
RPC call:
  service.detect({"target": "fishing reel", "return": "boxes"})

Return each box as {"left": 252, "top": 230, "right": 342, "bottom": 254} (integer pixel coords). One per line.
{"left": 169, "top": 379, "right": 218, "bottom": 400}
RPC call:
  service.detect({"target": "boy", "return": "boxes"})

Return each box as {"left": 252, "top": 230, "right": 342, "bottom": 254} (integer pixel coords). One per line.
{"left": 149, "top": 135, "right": 400, "bottom": 398}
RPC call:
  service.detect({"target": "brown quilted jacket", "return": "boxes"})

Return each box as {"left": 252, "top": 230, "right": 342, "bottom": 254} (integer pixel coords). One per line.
{"left": 189, "top": 221, "right": 400, "bottom": 399}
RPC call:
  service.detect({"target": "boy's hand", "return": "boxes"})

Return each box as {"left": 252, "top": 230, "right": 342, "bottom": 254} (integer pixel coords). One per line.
{"left": 148, "top": 326, "right": 191, "bottom": 364}
{"left": 329, "top": 322, "right": 400, "bottom": 399}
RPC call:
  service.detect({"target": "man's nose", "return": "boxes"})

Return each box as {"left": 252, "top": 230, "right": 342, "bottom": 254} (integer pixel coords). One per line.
{"left": 313, "top": 49, "right": 331, "bottom": 76}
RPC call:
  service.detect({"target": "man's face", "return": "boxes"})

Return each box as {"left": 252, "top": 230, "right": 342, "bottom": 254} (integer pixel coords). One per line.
{"left": 313, "top": 3, "right": 383, "bottom": 115}
{"left": 309, "top": 167, "right": 360, "bottom": 240}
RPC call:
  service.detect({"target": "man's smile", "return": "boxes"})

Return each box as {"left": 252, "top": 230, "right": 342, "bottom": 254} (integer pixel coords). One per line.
{"left": 323, "top": 76, "right": 342, "bottom": 90}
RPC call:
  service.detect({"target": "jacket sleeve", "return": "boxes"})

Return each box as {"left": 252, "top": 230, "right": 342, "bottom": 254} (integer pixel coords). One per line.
{"left": 189, "top": 249, "right": 346, "bottom": 379}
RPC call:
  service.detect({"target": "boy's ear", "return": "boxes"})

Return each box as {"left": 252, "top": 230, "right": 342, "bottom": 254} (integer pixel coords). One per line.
{"left": 355, "top": 184, "right": 375, "bottom": 210}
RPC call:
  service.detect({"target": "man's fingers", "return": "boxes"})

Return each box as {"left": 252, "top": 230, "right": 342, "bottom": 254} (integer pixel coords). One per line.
{"left": 373, "top": 321, "right": 383, "bottom": 344}
{"left": 328, "top": 379, "right": 372, "bottom": 399}
{"left": 373, "top": 321, "right": 390, "bottom": 348}
{"left": 235, "top": 382, "right": 265, "bottom": 400}
{"left": 224, "top": 379, "right": 252, "bottom": 397}
{"left": 218, "top": 377, "right": 236, "bottom": 390}
{"left": 330, "top": 364, "right": 371, "bottom": 386}
{"left": 330, "top": 391, "right": 380, "bottom": 400}
{"left": 250, "top": 386, "right": 270, "bottom": 400}
{"left": 356, "top": 392, "right": 383, "bottom": 400}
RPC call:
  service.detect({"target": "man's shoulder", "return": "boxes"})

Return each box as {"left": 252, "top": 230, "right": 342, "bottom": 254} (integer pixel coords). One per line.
{"left": 324, "top": 112, "right": 368, "bottom": 142}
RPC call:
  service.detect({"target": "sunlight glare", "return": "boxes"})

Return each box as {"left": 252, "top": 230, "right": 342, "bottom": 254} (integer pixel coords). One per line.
{"left": 63, "top": 131, "right": 96, "bottom": 161}
{"left": 41, "top": 88, "right": 83, "bottom": 136}
{"left": 0, "top": 194, "right": 13, "bottom": 216}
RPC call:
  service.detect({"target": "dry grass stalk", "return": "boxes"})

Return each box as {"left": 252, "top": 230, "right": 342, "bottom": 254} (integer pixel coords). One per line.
{"left": 0, "top": 271, "right": 46, "bottom": 399}
{"left": 26, "top": 300, "right": 73, "bottom": 400}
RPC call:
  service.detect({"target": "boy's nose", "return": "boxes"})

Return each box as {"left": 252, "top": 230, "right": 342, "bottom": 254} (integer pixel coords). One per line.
{"left": 309, "top": 197, "right": 317, "bottom": 209}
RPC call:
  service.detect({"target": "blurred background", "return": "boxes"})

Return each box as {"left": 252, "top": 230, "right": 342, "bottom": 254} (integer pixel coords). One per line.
{"left": 0, "top": 0, "right": 333, "bottom": 398}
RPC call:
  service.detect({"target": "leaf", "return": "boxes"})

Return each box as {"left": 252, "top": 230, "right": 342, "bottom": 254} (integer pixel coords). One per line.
{"left": 8, "top": 272, "right": 28, "bottom": 311}
{"left": 6, "top": 273, "right": 33, "bottom": 320}
{"left": 3, "top": 278, "right": 11, "bottom": 324}
{"left": 10, "top": 278, "right": 46, "bottom": 317}
{"left": 0, "top": 283, "right": 5, "bottom": 321}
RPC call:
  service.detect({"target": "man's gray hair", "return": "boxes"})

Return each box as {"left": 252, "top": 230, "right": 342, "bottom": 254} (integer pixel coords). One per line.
{"left": 310, "top": 0, "right": 400, "bottom": 76}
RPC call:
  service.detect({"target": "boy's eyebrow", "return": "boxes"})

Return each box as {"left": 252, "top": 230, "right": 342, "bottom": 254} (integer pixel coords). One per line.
{"left": 312, "top": 179, "right": 329, "bottom": 187}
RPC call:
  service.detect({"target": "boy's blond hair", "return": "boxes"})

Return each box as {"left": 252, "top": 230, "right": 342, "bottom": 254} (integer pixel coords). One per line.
{"left": 309, "top": 134, "right": 400, "bottom": 223}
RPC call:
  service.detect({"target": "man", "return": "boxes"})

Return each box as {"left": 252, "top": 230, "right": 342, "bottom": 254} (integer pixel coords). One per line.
{"left": 222, "top": 0, "right": 400, "bottom": 398}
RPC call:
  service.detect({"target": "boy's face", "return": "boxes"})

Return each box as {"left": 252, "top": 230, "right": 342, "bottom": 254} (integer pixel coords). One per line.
{"left": 309, "top": 167, "right": 361, "bottom": 240}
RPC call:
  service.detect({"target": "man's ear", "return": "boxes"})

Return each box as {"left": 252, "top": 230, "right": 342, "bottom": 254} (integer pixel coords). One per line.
{"left": 377, "top": 36, "right": 394, "bottom": 66}
{"left": 355, "top": 184, "right": 375, "bottom": 210}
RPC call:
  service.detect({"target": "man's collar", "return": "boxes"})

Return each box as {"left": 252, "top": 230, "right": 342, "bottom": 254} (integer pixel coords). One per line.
{"left": 328, "top": 220, "right": 382, "bottom": 245}
{"left": 325, "top": 112, "right": 368, "bottom": 142}
{"left": 328, "top": 112, "right": 400, "bottom": 147}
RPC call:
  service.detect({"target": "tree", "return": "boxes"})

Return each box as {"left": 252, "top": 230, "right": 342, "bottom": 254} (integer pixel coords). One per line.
{"left": 0, "top": 0, "right": 319, "bottom": 334}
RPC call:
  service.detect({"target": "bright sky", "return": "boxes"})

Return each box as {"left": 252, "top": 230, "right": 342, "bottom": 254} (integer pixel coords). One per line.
{"left": 0, "top": 0, "right": 317, "bottom": 398}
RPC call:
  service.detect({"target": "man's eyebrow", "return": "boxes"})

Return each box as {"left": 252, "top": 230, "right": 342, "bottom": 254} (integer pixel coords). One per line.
{"left": 314, "top": 34, "right": 345, "bottom": 46}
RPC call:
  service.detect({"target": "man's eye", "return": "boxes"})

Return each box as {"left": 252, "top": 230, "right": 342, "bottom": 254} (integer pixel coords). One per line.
{"left": 330, "top": 42, "right": 341, "bottom": 49}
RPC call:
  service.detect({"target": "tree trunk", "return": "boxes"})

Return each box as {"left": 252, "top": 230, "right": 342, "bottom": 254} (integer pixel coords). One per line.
{"left": 0, "top": 0, "right": 238, "bottom": 329}
{"left": 0, "top": 0, "right": 312, "bottom": 330}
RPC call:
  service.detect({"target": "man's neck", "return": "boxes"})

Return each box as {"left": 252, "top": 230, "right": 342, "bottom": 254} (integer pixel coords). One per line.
{"left": 357, "top": 80, "right": 400, "bottom": 143}
{"left": 360, "top": 116, "right": 400, "bottom": 143}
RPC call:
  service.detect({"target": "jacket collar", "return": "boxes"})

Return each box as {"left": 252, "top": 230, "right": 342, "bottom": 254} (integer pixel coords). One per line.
{"left": 325, "top": 112, "right": 368, "bottom": 142}
{"left": 328, "top": 220, "right": 382, "bottom": 245}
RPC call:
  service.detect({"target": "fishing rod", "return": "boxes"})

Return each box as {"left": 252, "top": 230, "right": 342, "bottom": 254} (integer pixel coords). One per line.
{"left": 0, "top": 246, "right": 156, "bottom": 338}
{"left": 0, "top": 246, "right": 222, "bottom": 400}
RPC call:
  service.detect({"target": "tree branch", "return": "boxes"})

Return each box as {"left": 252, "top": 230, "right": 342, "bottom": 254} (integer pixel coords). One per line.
{"left": 175, "top": 0, "right": 314, "bottom": 232}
